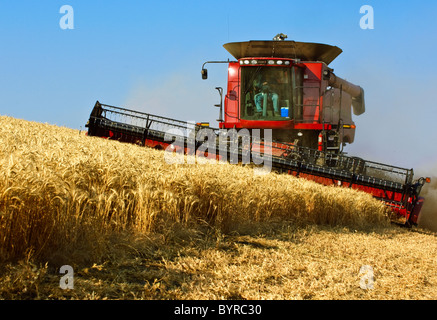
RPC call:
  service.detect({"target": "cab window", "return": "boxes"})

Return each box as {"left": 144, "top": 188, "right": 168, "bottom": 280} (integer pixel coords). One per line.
{"left": 240, "top": 66, "right": 292, "bottom": 120}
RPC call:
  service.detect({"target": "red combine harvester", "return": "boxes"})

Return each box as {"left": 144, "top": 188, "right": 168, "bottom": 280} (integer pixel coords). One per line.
{"left": 86, "top": 35, "right": 430, "bottom": 227}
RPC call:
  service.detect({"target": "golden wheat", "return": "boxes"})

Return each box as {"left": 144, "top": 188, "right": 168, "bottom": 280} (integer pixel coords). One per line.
{"left": 0, "top": 115, "right": 390, "bottom": 264}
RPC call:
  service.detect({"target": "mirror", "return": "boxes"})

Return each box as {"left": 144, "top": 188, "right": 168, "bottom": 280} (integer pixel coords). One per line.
{"left": 201, "top": 68, "right": 208, "bottom": 80}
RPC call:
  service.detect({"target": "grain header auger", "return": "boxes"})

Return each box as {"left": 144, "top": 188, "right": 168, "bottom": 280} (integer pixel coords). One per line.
{"left": 85, "top": 35, "right": 430, "bottom": 228}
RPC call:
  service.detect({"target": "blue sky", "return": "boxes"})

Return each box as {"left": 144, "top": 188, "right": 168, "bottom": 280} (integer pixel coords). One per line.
{"left": 1, "top": 0, "right": 437, "bottom": 173}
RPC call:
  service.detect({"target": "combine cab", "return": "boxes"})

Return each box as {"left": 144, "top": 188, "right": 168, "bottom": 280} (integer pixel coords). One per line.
{"left": 202, "top": 38, "right": 364, "bottom": 153}
{"left": 86, "top": 36, "right": 429, "bottom": 227}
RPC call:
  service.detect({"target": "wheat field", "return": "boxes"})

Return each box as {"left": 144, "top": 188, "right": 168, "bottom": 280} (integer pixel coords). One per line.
{"left": 0, "top": 115, "right": 436, "bottom": 300}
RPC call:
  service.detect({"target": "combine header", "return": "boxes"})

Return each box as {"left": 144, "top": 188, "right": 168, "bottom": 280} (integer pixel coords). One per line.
{"left": 86, "top": 36, "right": 429, "bottom": 227}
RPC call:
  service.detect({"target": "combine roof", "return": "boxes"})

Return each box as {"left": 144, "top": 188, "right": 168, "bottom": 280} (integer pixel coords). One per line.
{"left": 223, "top": 40, "right": 342, "bottom": 65}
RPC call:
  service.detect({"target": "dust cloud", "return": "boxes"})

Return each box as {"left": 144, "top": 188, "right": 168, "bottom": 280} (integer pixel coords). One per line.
{"left": 418, "top": 175, "right": 437, "bottom": 232}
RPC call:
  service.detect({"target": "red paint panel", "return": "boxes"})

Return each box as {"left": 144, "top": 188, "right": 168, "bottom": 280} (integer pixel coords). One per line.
{"left": 223, "top": 62, "right": 240, "bottom": 125}
{"left": 302, "top": 63, "right": 322, "bottom": 123}
{"left": 294, "top": 123, "right": 331, "bottom": 130}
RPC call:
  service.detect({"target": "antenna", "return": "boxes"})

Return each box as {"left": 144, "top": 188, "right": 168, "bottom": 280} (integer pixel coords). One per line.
{"left": 227, "top": 15, "right": 230, "bottom": 41}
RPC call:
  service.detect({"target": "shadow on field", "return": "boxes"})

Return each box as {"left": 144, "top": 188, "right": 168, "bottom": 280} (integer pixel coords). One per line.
{"left": 2, "top": 215, "right": 436, "bottom": 300}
